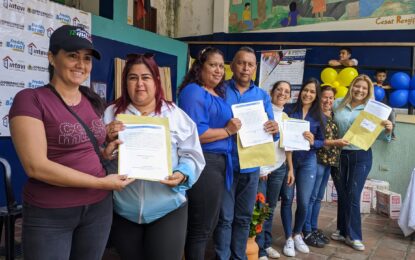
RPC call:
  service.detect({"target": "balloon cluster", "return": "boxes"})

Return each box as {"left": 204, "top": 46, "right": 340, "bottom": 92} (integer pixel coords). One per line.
{"left": 378, "top": 72, "right": 415, "bottom": 107}
{"left": 320, "top": 67, "right": 358, "bottom": 98}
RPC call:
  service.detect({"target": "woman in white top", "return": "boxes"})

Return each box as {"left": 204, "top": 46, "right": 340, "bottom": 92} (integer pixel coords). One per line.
{"left": 103, "top": 53, "right": 205, "bottom": 260}
{"left": 256, "top": 81, "right": 295, "bottom": 260}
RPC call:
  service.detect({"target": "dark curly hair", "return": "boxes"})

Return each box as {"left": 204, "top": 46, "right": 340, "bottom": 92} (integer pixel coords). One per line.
{"left": 178, "top": 47, "right": 226, "bottom": 97}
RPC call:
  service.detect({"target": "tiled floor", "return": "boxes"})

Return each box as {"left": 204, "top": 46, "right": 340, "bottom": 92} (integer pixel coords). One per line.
{"left": 2, "top": 202, "right": 414, "bottom": 260}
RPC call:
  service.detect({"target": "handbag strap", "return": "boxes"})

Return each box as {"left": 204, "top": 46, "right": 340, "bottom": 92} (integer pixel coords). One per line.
{"left": 47, "top": 84, "right": 107, "bottom": 167}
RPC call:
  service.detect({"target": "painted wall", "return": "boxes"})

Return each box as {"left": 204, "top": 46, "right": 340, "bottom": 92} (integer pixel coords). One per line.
{"left": 175, "top": 0, "right": 214, "bottom": 38}
{"left": 370, "top": 122, "right": 415, "bottom": 198}
{"left": 92, "top": 0, "right": 188, "bottom": 89}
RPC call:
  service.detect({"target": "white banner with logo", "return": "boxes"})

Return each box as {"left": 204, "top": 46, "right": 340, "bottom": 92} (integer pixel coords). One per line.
{"left": 0, "top": 0, "right": 91, "bottom": 136}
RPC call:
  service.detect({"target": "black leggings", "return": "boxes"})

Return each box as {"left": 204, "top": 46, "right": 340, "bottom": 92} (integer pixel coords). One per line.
{"left": 110, "top": 203, "right": 188, "bottom": 260}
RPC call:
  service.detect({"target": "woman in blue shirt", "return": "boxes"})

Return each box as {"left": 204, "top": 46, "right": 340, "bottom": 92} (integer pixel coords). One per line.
{"left": 178, "top": 47, "right": 241, "bottom": 260}
{"left": 280, "top": 78, "right": 325, "bottom": 257}
{"left": 331, "top": 74, "right": 393, "bottom": 251}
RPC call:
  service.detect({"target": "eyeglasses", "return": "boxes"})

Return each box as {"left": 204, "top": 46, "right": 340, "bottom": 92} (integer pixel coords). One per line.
{"left": 126, "top": 52, "right": 155, "bottom": 61}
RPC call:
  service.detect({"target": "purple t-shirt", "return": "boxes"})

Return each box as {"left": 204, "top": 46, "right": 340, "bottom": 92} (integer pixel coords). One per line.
{"left": 9, "top": 86, "right": 108, "bottom": 208}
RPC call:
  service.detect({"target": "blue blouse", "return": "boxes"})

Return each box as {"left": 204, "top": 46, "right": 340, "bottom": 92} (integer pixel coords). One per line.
{"left": 284, "top": 103, "right": 325, "bottom": 160}
{"left": 179, "top": 83, "right": 234, "bottom": 188}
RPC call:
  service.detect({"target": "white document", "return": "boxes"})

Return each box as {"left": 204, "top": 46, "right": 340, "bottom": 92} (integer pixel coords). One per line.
{"left": 118, "top": 124, "right": 169, "bottom": 181}
{"left": 231, "top": 100, "right": 273, "bottom": 148}
{"left": 360, "top": 119, "right": 377, "bottom": 132}
{"left": 364, "top": 99, "right": 392, "bottom": 121}
{"left": 282, "top": 119, "right": 310, "bottom": 151}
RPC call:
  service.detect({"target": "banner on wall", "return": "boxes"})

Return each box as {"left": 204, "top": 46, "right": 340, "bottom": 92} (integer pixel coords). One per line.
{"left": 0, "top": 0, "right": 91, "bottom": 136}
{"left": 259, "top": 49, "right": 306, "bottom": 103}
{"left": 229, "top": 1, "right": 415, "bottom": 33}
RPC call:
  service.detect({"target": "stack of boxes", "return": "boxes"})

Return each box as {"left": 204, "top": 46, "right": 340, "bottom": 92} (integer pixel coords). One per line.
{"left": 323, "top": 178, "right": 401, "bottom": 219}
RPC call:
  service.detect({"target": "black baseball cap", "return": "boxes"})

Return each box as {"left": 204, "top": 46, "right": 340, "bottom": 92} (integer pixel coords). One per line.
{"left": 49, "top": 25, "right": 101, "bottom": 60}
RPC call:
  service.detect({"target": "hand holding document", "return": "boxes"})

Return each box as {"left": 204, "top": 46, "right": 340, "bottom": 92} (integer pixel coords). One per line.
{"left": 282, "top": 119, "right": 310, "bottom": 151}
{"left": 364, "top": 99, "right": 392, "bottom": 120}
{"left": 343, "top": 99, "right": 392, "bottom": 151}
{"left": 116, "top": 114, "right": 172, "bottom": 181}
{"left": 231, "top": 100, "right": 273, "bottom": 148}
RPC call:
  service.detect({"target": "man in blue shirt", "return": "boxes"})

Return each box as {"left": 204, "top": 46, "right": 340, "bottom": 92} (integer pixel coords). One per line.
{"left": 214, "top": 47, "right": 278, "bottom": 260}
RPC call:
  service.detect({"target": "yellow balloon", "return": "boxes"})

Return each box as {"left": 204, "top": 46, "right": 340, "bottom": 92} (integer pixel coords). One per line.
{"left": 335, "top": 86, "right": 349, "bottom": 98}
{"left": 337, "top": 68, "right": 358, "bottom": 87}
{"left": 332, "top": 81, "right": 340, "bottom": 88}
{"left": 321, "top": 68, "right": 338, "bottom": 84}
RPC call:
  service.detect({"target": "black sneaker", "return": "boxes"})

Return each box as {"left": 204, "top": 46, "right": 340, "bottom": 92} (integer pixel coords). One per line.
{"left": 315, "top": 229, "right": 330, "bottom": 244}
{"left": 304, "top": 232, "right": 325, "bottom": 248}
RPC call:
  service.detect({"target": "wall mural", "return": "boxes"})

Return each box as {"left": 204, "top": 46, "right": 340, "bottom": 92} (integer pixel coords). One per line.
{"left": 229, "top": 0, "right": 415, "bottom": 33}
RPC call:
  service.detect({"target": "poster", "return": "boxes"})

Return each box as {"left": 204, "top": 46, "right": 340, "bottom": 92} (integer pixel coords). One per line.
{"left": 259, "top": 49, "right": 306, "bottom": 102}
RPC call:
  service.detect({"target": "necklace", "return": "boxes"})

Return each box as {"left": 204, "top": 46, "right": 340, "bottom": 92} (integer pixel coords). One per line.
{"left": 62, "top": 91, "right": 81, "bottom": 106}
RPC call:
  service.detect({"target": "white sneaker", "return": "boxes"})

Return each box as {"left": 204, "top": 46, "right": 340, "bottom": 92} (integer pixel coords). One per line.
{"left": 259, "top": 256, "right": 269, "bottom": 260}
{"left": 265, "top": 247, "right": 281, "bottom": 258}
{"left": 293, "top": 234, "right": 310, "bottom": 253}
{"left": 331, "top": 230, "right": 346, "bottom": 241}
{"left": 283, "top": 238, "right": 296, "bottom": 257}
{"left": 345, "top": 237, "right": 365, "bottom": 251}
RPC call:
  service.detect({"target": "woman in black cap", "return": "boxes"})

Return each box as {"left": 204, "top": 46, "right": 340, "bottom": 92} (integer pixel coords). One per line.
{"left": 9, "top": 25, "right": 134, "bottom": 259}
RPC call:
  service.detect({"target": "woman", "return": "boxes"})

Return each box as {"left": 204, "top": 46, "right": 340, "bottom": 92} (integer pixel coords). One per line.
{"left": 9, "top": 25, "right": 133, "bottom": 260}
{"left": 178, "top": 47, "right": 240, "bottom": 260}
{"left": 332, "top": 74, "right": 393, "bottom": 251}
{"left": 303, "top": 85, "right": 349, "bottom": 248}
{"left": 280, "top": 78, "right": 325, "bottom": 257}
{"left": 103, "top": 53, "right": 205, "bottom": 260}
{"left": 256, "top": 81, "right": 295, "bottom": 260}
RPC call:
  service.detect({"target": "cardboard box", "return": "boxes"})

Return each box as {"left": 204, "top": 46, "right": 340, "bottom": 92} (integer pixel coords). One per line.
{"left": 376, "top": 190, "right": 401, "bottom": 219}
{"left": 360, "top": 186, "right": 372, "bottom": 214}
{"left": 366, "top": 179, "right": 390, "bottom": 209}
{"left": 326, "top": 180, "right": 338, "bottom": 202}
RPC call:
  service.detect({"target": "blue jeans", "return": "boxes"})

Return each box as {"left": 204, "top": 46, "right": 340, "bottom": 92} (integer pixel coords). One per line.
{"left": 214, "top": 170, "right": 260, "bottom": 260}
{"left": 337, "top": 149, "right": 372, "bottom": 241}
{"left": 280, "top": 154, "right": 317, "bottom": 238}
{"left": 304, "top": 163, "right": 331, "bottom": 233}
{"left": 22, "top": 194, "right": 112, "bottom": 260}
{"left": 256, "top": 164, "right": 287, "bottom": 257}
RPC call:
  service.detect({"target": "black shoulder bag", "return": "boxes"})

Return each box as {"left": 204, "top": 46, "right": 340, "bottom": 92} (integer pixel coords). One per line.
{"left": 47, "top": 85, "right": 115, "bottom": 174}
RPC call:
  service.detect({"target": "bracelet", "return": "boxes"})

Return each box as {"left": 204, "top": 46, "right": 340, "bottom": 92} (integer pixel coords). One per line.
{"left": 224, "top": 127, "right": 232, "bottom": 136}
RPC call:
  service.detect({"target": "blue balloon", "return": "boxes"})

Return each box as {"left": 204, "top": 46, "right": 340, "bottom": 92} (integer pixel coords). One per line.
{"left": 374, "top": 86, "right": 385, "bottom": 101}
{"left": 391, "top": 72, "right": 410, "bottom": 89}
{"left": 389, "top": 90, "right": 408, "bottom": 107}
{"left": 409, "top": 90, "right": 415, "bottom": 106}
{"left": 410, "top": 75, "right": 415, "bottom": 90}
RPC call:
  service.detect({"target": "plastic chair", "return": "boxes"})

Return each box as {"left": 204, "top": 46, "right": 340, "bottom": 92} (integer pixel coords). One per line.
{"left": 0, "top": 157, "right": 22, "bottom": 260}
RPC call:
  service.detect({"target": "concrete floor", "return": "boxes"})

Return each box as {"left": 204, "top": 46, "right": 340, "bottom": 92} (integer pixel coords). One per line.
{"left": 2, "top": 202, "right": 414, "bottom": 260}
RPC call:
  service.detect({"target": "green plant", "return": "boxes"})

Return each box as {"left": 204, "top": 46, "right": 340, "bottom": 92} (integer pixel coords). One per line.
{"left": 249, "top": 192, "right": 271, "bottom": 237}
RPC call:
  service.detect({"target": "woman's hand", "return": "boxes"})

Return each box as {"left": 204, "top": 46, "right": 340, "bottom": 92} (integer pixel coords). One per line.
{"left": 106, "top": 120, "right": 125, "bottom": 142}
{"left": 102, "top": 139, "right": 123, "bottom": 160}
{"left": 225, "top": 118, "right": 242, "bottom": 135}
{"left": 303, "top": 131, "right": 314, "bottom": 145}
{"left": 100, "top": 174, "right": 135, "bottom": 191}
{"left": 264, "top": 120, "right": 279, "bottom": 135}
{"left": 334, "top": 139, "right": 349, "bottom": 147}
{"left": 286, "top": 169, "right": 295, "bottom": 186}
{"left": 160, "top": 171, "right": 186, "bottom": 187}
{"left": 381, "top": 120, "right": 393, "bottom": 133}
